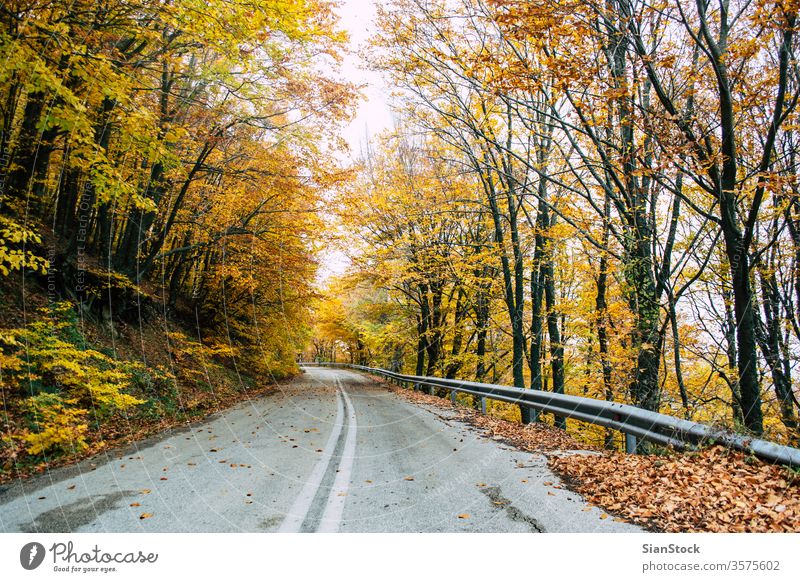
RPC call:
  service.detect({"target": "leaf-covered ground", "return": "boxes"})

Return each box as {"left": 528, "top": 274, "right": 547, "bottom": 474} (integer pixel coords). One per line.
{"left": 386, "top": 380, "right": 800, "bottom": 532}
{"left": 551, "top": 448, "right": 800, "bottom": 532}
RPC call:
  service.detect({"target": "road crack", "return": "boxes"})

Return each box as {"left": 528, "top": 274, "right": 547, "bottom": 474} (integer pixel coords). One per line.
{"left": 479, "top": 486, "right": 545, "bottom": 533}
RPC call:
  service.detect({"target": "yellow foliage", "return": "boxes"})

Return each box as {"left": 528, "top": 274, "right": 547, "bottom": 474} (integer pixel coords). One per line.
{"left": 1, "top": 302, "right": 144, "bottom": 412}
{"left": 0, "top": 216, "right": 49, "bottom": 276}
{"left": 19, "top": 393, "right": 88, "bottom": 456}
{"left": 167, "top": 331, "right": 239, "bottom": 382}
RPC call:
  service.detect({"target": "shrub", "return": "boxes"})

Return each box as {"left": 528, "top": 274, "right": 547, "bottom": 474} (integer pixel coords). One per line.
{"left": 19, "top": 393, "right": 89, "bottom": 455}
{"left": 0, "top": 302, "right": 145, "bottom": 456}
{"left": 0, "top": 302, "right": 144, "bottom": 414}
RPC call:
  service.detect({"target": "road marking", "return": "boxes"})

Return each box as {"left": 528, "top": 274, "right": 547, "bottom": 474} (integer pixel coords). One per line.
{"left": 277, "top": 385, "right": 344, "bottom": 533}
{"left": 317, "top": 381, "right": 358, "bottom": 533}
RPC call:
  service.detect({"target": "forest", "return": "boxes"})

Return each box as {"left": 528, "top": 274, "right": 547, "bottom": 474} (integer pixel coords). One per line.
{"left": 1, "top": 0, "right": 800, "bottom": 475}
{"left": 0, "top": 0, "right": 354, "bottom": 471}
{"left": 313, "top": 0, "right": 800, "bottom": 448}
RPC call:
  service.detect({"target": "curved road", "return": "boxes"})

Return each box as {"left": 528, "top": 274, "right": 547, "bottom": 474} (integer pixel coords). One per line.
{"left": 0, "top": 367, "right": 642, "bottom": 533}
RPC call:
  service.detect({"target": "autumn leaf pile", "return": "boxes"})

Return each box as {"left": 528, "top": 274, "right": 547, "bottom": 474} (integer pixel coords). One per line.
{"left": 458, "top": 412, "right": 592, "bottom": 453}
{"left": 550, "top": 447, "right": 800, "bottom": 532}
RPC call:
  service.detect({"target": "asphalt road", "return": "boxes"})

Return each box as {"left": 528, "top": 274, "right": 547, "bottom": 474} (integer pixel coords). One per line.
{"left": 0, "top": 367, "right": 642, "bottom": 533}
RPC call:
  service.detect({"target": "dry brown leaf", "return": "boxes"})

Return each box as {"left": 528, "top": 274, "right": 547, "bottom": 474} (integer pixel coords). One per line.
{"left": 550, "top": 446, "right": 800, "bottom": 533}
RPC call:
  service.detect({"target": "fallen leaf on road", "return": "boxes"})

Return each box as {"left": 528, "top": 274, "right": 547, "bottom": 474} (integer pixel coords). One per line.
{"left": 404, "top": 476, "right": 414, "bottom": 481}
{"left": 140, "top": 489, "right": 151, "bottom": 495}
{"left": 159, "top": 477, "right": 168, "bottom": 481}
{"left": 139, "top": 513, "right": 153, "bottom": 520}
{"left": 67, "top": 485, "right": 76, "bottom": 490}
{"left": 547, "top": 491, "right": 555, "bottom": 496}
{"left": 130, "top": 502, "right": 140, "bottom": 507}
{"left": 365, "top": 480, "right": 373, "bottom": 484}
{"left": 600, "top": 514, "right": 608, "bottom": 520}
{"left": 458, "top": 514, "right": 470, "bottom": 519}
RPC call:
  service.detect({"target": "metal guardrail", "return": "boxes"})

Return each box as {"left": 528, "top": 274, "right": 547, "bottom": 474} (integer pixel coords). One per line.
{"left": 300, "top": 362, "right": 800, "bottom": 468}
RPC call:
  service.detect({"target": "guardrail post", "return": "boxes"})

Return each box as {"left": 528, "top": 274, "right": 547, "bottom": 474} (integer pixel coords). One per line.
{"left": 450, "top": 390, "right": 457, "bottom": 404}
{"left": 480, "top": 396, "right": 487, "bottom": 414}
{"left": 625, "top": 433, "right": 638, "bottom": 454}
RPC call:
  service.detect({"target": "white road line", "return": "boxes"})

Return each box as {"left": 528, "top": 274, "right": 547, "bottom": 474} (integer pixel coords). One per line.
{"left": 317, "top": 381, "right": 358, "bottom": 533}
{"left": 277, "top": 385, "right": 344, "bottom": 533}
